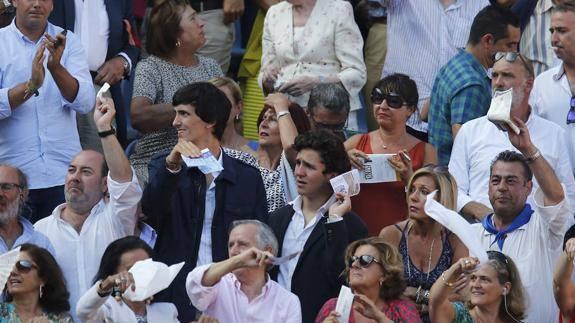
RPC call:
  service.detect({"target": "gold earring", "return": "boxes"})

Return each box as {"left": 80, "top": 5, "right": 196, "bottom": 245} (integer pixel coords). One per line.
{"left": 176, "top": 40, "right": 181, "bottom": 47}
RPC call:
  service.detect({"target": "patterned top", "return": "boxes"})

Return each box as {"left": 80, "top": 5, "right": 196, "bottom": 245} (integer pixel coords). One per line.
{"left": 452, "top": 302, "right": 473, "bottom": 323}
{"left": 129, "top": 55, "right": 223, "bottom": 184}
{"left": 0, "top": 303, "right": 73, "bottom": 323}
{"left": 428, "top": 50, "right": 491, "bottom": 165}
{"left": 224, "top": 148, "right": 288, "bottom": 213}
{"left": 315, "top": 297, "right": 422, "bottom": 323}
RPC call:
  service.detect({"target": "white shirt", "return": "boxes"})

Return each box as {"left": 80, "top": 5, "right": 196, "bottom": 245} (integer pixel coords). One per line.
{"left": 73, "top": 0, "right": 109, "bottom": 72}
{"left": 76, "top": 282, "right": 179, "bottom": 323}
{"left": 449, "top": 114, "right": 575, "bottom": 213}
{"left": 35, "top": 171, "right": 142, "bottom": 322}
{"left": 472, "top": 186, "right": 571, "bottom": 323}
{"left": 196, "top": 150, "right": 224, "bottom": 267}
{"left": 187, "top": 264, "right": 302, "bottom": 323}
{"left": 530, "top": 64, "right": 575, "bottom": 174}
{"left": 278, "top": 194, "right": 335, "bottom": 290}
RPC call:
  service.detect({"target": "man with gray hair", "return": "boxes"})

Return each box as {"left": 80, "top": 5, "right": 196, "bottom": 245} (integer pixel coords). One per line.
{"left": 308, "top": 83, "right": 350, "bottom": 140}
{"left": 186, "top": 220, "right": 302, "bottom": 322}
{"left": 0, "top": 164, "right": 54, "bottom": 254}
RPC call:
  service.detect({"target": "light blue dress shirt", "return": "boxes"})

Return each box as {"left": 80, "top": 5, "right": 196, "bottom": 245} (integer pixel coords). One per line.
{"left": 0, "top": 216, "right": 55, "bottom": 256}
{"left": 0, "top": 20, "right": 95, "bottom": 189}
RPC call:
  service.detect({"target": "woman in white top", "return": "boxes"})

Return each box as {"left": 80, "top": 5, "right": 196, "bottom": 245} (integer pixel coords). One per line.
{"left": 76, "top": 236, "right": 178, "bottom": 322}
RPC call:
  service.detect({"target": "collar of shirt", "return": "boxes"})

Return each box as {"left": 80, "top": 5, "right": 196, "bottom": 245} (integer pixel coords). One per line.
{"left": 8, "top": 18, "right": 50, "bottom": 44}
{"left": 553, "top": 64, "right": 568, "bottom": 82}
{"left": 290, "top": 194, "right": 336, "bottom": 218}
{"left": 481, "top": 204, "right": 534, "bottom": 250}
{"left": 19, "top": 216, "right": 35, "bottom": 238}
{"left": 208, "top": 148, "right": 225, "bottom": 190}
{"left": 53, "top": 199, "right": 106, "bottom": 225}
{"left": 460, "top": 49, "right": 489, "bottom": 78}
{"left": 536, "top": 0, "right": 554, "bottom": 14}
{"left": 231, "top": 273, "right": 272, "bottom": 300}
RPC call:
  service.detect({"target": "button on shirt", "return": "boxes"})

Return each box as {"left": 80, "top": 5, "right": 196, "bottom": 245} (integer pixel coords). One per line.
{"left": 35, "top": 171, "right": 142, "bottom": 321}
{"left": 278, "top": 194, "right": 335, "bottom": 291}
{"left": 449, "top": 114, "right": 575, "bottom": 213}
{"left": 473, "top": 187, "right": 571, "bottom": 323}
{"left": 0, "top": 21, "right": 95, "bottom": 189}
{"left": 0, "top": 217, "right": 55, "bottom": 255}
{"left": 530, "top": 64, "right": 575, "bottom": 174}
{"left": 187, "top": 264, "right": 302, "bottom": 323}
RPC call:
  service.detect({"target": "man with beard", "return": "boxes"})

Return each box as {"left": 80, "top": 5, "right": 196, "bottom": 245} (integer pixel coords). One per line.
{"left": 0, "top": 164, "right": 54, "bottom": 254}
{"left": 449, "top": 52, "right": 575, "bottom": 221}
{"left": 35, "top": 96, "right": 142, "bottom": 321}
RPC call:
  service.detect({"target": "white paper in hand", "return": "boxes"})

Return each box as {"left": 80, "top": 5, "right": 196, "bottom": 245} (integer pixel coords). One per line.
{"left": 487, "top": 88, "right": 520, "bottom": 135}
{"left": 330, "top": 169, "right": 361, "bottom": 196}
{"left": 358, "top": 154, "right": 400, "bottom": 184}
{"left": 424, "top": 191, "right": 488, "bottom": 263}
{"left": 122, "top": 259, "right": 185, "bottom": 302}
{"left": 181, "top": 148, "right": 223, "bottom": 174}
{"left": 269, "top": 251, "right": 301, "bottom": 265}
{"left": 0, "top": 247, "right": 21, "bottom": 291}
{"left": 335, "top": 286, "right": 354, "bottom": 323}
{"left": 96, "top": 82, "right": 111, "bottom": 99}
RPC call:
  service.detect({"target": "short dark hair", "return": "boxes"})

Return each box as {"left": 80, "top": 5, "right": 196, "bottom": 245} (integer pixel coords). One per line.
{"left": 489, "top": 150, "right": 533, "bottom": 181}
{"left": 172, "top": 82, "right": 231, "bottom": 140}
{"left": 4, "top": 244, "right": 70, "bottom": 314}
{"left": 468, "top": 5, "right": 519, "bottom": 46}
{"left": 256, "top": 103, "right": 311, "bottom": 135}
{"left": 554, "top": 1, "right": 575, "bottom": 14}
{"left": 374, "top": 73, "right": 419, "bottom": 108}
{"left": 93, "top": 236, "right": 154, "bottom": 283}
{"left": 308, "top": 83, "right": 351, "bottom": 116}
{"left": 146, "top": 0, "right": 189, "bottom": 59}
{"left": 293, "top": 129, "right": 351, "bottom": 175}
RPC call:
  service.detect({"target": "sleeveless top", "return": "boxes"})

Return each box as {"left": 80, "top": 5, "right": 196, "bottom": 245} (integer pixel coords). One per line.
{"left": 351, "top": 134, "right": 426, "bottom": 235}
{"left": 452, "top": 302, "right": 474, "bottom": 323}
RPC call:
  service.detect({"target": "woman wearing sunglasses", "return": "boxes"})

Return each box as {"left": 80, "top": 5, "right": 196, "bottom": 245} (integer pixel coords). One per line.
{"left": 429, "top": 252, "right": 526, "bottom": 323}
{"left": 379, "top": 166, "right": 468, "bottom": 322}
{"left": 315, "top": 237, "right": 421, "bottom": 323}
{"left": 1, "top": 243, "right": 73, "bottom": 322}
{"left": 76, "top": 236, "right": 179, "bottom": 322}
{"left": 345, "top": 74, "right": 437, "bottom": 235}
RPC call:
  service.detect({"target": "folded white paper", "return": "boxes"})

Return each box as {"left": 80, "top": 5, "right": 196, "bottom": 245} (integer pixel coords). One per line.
{"left": 96, "top": 82, "right": 111, "bottom": 99}
{"left": 335, "top": 285, "right": 354, "bottom": 323}
{"left": 182, "top": 149, "right": 223, "bottom": 174}
{"left": 330, "top": 169, "right": 361, "bottom": 196}
{"left": 424, "top": 191, "right": 488, "bottom": 263}
{"left": 358, "top": 154, "right": 399, "bottom": 184}
{"left": 487, "top": 88, "right": 520, "bottom": 135}
{"left": 123, "top": 259, "right": 185, "bottom": 302}
{"left": 0, "top": 247, "right": 21, "bottom": 291}
{"left": 269, "top": 251, "right": 301, "bottom": 266}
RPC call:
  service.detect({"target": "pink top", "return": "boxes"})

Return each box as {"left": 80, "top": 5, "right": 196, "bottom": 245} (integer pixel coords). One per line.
{"left": 315, "top": 297, "right": 422, "bottom": 323}
{"left": 186, "top": 264, "right": 302, "bottom": 323}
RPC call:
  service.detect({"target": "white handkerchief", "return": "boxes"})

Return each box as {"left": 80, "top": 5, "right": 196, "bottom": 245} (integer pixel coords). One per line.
{"left": 182, "top": 149, "right": 223, "bottom": 174}
{"left": 0, "top": 248, "right": 21, "bottom": 291}
{"left": 358, "top": 154, "right": 400, "bottom": 184}
{"left": 330, "top": 169, "right": 361, "bottom": 196}
{"left": 487, "top": 88, "right": 520, "bottom": 134}
{"left": 123, "top": 259, "right": 185, "bottom": 302}
{"left": 424, "top": 191, "right": 488, "bottom": 263}
{"left": 335, "top": 285, "right": 354, "bottom": 323}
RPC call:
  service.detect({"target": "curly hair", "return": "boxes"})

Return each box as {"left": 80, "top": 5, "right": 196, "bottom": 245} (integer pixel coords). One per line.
{"left": 344, "top": 237, "right": 406, "bottom": 301}
{"left": 293, "top": 129, "right": 351, "bottom": 175}
{"left": 4, "top": 244, "right": 70, "bottom": 314}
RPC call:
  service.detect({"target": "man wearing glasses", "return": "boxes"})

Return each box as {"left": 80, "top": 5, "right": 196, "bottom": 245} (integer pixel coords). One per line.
{"left": 0, "top": 165, "right": 54, "bottom": 254}
{"left": 307, "top": 83, "right": 350, "bottom": 141}
{"left": 449, "top": 52, "right": 575, "bottom": 222}
{"left": 530, "top": 1, "right": 575, "bottom": 175}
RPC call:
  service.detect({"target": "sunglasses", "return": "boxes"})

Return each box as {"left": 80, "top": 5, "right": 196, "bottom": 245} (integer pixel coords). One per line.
{"left": 15, "top": 260, "right": 38, "bottom": 273}
{"left": 0, "top": 183, "right": 21, "bottom": 193}
{"left": 370, "top": 88, "right": 406, "bottom": 109}
{"left": 348, "top": 255, "right": 381, "bottom": 268}
{"left": 567, "top": 96, "right": 575, "bottom": 125}
{"left": 494, "top": 52, "right": 534, "bottom": 77}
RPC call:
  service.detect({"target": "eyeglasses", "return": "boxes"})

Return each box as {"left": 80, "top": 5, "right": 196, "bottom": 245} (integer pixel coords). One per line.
{"left": 494, "top": 52, "right": 534, "bottom": 77}
{"left": 370, "top": 88, "right": 407, "bottom": 109}
{"left": 567, "top": 96, "right": 575, "bottom": 125}
{"left": 0, "top": 183, "right": 21, "bottom": 193}
{"left": 312, "top": 119, "right": 348, "bottom": 132}
{"left": 348, "top": 255, "right": 381, "bottom": 268}
{"left": 15, "top": 260, "right": 38, "bottom": 273}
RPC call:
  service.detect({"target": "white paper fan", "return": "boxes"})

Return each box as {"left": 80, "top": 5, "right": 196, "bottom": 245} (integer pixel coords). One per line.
{"left": 0, "top": 247, "right": 21, "bottom": 291}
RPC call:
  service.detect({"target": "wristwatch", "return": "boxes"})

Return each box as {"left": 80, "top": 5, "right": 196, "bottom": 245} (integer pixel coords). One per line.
{"left": 98, "top": 127, "right": 116, "bottom": 138}
{"left": 119, "top": 56, "right": 130, "bottom": 77}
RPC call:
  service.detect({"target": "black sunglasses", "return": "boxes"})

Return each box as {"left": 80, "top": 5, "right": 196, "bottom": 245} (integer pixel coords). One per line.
{"left": 15, "top": 260, "right": 38, "bottom": 273}
{"left": 494, "top": 52, "right": 534, "bottom": 77}
{"left": 370, "top": 88, "right": 406, "bottom": 109}
{"left": 567, "top": 96, "right": 575, "bottom": 125}
{"left": 348, "top": 255, "right": 381, "bottom": 268}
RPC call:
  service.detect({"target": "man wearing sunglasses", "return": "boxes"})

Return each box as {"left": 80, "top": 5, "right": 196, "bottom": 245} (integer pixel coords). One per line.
{"left": 450, "top": 52, "right": 575, "bottom": 223}
{"left": 307, "top": 83, "right": 350, "bottom": 141}
{"left": 0, "top": 164, "right": 55, "bottom": 254}
{"left": 530, "top": 1, "right": 575, "bottom": 175}
{"left": 428, "top": 5, "right": 520, "bottom": 166}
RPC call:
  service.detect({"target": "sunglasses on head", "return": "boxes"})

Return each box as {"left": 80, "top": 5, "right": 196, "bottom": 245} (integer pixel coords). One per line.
{"left": 370, "top": 88, "right": 406, "bottom": 109}
{"left": 494, "top": 52, "right": 534, "bottom": 77}
{"left": 15, "top": 260, "right": 37, "bottom": 273}
{"left": 567, "top": 96, "right": 575, "bottom": 125}
{"left": 348, "top": 255, "right": 381, "bottom": 268}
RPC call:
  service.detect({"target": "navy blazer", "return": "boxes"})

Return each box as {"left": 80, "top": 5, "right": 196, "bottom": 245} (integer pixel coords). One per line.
{"left": 269, "top": 205, "right": 368, "bottom": 323}
{"left": 143, "top": 150, "right": 269, "bottom": 322}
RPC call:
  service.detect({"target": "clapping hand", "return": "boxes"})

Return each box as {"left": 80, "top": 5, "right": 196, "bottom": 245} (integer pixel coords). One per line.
{"left": 43, "top": 32, "right": 66, "bottom": 71}
{"left": 29, "top": 43, "right": 46, "bottom": 92}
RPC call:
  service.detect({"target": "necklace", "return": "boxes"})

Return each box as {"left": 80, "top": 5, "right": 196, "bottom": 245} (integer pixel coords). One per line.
{"left": 405, "top": 223, "right": 435, "bottom": 288}
{"left": 377, "top": 128, "right": 406, "bottom": 150}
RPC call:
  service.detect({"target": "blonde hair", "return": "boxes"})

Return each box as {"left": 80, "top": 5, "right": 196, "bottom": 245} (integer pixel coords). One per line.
{"left": 209, "top": 76, "right": 243, "bottom": 105}
{"left": 406, "top": 165, "right": 458, "bottom": 211}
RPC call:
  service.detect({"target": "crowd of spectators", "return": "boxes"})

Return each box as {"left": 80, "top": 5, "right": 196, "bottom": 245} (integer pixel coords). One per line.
{"left": 1, "top": 0, "right": 575, "bottom": 322}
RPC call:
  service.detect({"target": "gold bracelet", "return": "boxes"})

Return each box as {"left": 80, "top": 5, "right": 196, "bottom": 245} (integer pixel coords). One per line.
{"left": 441, "top": 272, "right": 454, "bottom": 288}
